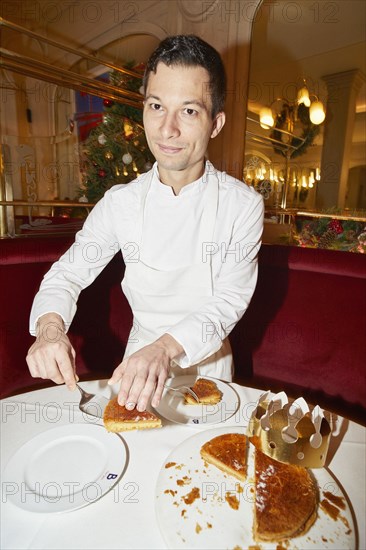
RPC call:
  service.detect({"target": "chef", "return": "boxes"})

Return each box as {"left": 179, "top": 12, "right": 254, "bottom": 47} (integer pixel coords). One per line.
{"left": 26, "top": 35, "right": 264, "bottom": 412}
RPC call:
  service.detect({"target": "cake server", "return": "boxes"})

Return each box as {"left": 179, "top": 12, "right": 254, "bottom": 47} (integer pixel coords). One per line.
{"left": 76, "top": 384, "right": 109, "bottom": 418}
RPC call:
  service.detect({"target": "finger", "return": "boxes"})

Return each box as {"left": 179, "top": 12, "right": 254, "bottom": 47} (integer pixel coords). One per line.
{"left": 58, "top": 355, "right": 77, "bottom": 389}
{"left": 36, "top": 356, "right": 49, "bottom": 379}
{"left": 151, "top": 372, "right": 167, "bottom": 408}
{"left": 40, "top": 352, "right": 67, "bottom": 384}
{"left": 125, "top": 372, "right": 150, "bottom": 410}
{"left": 117, "top": 372, "right": 136, "bottom": 407}
{"left": 47, "top": 362, "right": 65, "bottom": 385}
{"left": 27, "top": 348, "right": 49, "bottom": 379}
{"left": 137, "top": 375, "right": 158, "bottom": 412}
{"left": 26, "top": 355, "right": 41, "bottom": 379}
{"left": 108, "top": 361, "right": 126, "bottom": 386}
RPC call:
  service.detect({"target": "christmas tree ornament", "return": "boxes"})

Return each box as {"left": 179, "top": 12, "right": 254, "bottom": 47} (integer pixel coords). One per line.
{"left": 122, "top": 153, "right": 133, "bottom": 164}
{"left": 98, "top": 169, "right": 106, "bottom": 177}
{"left": 123, "top": 168, "right": 128, "bottom": 176}
{"left": 132, "top": 161, "right": 138, "bottom": 173}
{"left": 78, "top": 194, "right": 88, "bottom": 203}
{"left": 145, "top": 162, "right": 153, "bottom": 171}
{"left": 105, "top": 151, "right": 114, "bottom": 160}
{"left": 98, "top": 134, "right": 107, "bottom": 145}
{"left": 103, "top": 99, "right": 113, "bottom": 108}
{"left": 123, "top": 120, "right": 134, "bottom": 140}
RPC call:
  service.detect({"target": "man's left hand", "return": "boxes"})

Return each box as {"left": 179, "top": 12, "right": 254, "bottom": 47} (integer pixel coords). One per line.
{"left": 108, "top": 334, "right": 183, "bottom": 411}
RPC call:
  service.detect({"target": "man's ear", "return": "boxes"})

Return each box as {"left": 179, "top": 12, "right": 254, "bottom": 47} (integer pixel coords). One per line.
{"left": 210, "top": 112, "right": 226, "bottom": 138}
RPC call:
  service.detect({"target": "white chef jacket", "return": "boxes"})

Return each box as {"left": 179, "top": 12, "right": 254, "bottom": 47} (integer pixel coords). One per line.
{"left": 30, "top": 161, "right": 264, "bottom": 371}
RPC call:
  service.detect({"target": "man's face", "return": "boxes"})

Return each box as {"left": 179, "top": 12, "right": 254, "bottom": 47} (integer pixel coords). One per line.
{"left": 143, "top": 63, "right": 225, "bottom": 184}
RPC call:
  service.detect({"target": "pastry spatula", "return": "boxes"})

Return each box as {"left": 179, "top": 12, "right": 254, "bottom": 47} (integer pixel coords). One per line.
{"left": 76, "top": 384, "right": 109, "bottom": 418}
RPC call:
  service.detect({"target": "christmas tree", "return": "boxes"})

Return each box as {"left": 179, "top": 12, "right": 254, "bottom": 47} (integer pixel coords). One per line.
{"left": 79, "top": 64, "right": 155, "bottom": 203}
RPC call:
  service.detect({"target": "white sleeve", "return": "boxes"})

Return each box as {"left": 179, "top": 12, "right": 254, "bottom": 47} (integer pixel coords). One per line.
{"left": 29, "top": 191, "right": 120, "bottom": 335}
{"left": 166, "top": 192, "right": 264, "bottom": 367}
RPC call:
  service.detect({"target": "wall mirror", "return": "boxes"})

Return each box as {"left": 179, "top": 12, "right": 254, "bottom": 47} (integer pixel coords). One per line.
{"left": 244, "top": 0, "right": 366, "bottom": 214}
{"left": 0, "top": 18, "right": 159, "bottom": 237}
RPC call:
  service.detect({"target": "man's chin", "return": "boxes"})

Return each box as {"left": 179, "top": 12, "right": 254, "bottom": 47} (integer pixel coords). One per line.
{"left": 155, "top": 158, "right": 188, "bottom": 173}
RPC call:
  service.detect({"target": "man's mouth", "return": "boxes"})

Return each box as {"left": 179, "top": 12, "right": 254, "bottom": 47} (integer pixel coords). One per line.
{"left": 157, "top": 144, "right": 184, "bottom": 154}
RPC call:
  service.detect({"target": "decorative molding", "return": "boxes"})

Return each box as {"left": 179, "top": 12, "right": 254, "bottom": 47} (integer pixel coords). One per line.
{"left": 322, "top": 69, "right": 366, "bottom": 94}
{"left": 177, "top": 0, "right": 219, "bottom": 22}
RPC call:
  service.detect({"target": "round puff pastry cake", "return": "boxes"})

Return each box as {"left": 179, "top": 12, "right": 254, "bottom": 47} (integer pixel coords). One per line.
{"left": 199, "top": 432, "right": 319, "bottom": 543}
{"left": 254, "top": 449, "right": 318, "bottom": 542}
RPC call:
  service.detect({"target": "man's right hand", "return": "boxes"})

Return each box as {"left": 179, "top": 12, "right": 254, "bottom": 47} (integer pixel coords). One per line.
{"left": 26, "top": 313, "right": 78, "bottom": 389}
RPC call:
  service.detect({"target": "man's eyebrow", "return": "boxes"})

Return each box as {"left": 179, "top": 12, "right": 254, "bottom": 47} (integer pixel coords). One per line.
{"left": 145, "top": 95, "right": 207, "bottom": 110}
{"left": 182, "top": 99, "right": 207, "bottom": 110}
{"left": 145, "top": 94, "right": 161, "bottom": 101}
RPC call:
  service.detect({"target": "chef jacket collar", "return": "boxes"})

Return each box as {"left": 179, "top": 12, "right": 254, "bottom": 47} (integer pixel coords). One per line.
{"left": 152, "top": 161, "right": 213, "bottom": 197}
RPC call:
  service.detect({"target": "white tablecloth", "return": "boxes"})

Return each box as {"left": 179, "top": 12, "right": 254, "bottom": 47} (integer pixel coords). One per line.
{"left": 1, "top": 380, "right": 365, "bottom": 549}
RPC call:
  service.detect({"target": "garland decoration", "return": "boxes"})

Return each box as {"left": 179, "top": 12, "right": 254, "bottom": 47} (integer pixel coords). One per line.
{"left": 270, "top": 103, "right": 320, "bottom": 159}
{"left": 293, "top": 216, "right": 366, "bottom": 253}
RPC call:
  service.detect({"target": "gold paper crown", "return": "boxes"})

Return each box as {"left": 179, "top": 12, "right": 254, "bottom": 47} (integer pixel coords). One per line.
{"left": 247, "top": 391, "right": 333, "bottom": 468}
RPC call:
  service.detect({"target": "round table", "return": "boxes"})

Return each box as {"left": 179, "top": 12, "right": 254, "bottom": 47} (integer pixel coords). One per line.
{"left": 1, "top": 380, "right": 365, "bottom": 549}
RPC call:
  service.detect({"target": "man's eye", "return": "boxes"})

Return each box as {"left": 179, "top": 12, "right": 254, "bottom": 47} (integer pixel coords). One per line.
{"left": 184, "top": 108, "right": 197, "bottom": 116}
{"left": 150, "top": 103, "right": 161, "bottom": 111}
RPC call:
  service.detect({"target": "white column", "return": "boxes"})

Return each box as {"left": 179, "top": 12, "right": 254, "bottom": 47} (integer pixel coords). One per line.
{"left": 317, "top": 69, "right": 365, "bottom": 209}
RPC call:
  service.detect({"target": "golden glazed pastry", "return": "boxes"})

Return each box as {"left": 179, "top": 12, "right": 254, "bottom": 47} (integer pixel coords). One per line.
{"left": 103, "top": 397, "right": 162, "bottom": 432}
{"left": 184, "top": 378, "right": 223, "bottom": 405}
{"left": 200, "top": 433, "right": 248, "bottom": 481}
{"left": 254, "top": 449, "right": 318, "bottom": 542}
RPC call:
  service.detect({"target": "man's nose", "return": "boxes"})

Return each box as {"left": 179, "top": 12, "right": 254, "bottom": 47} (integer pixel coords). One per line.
{"left": 160, "top": 113, "right": 180, "bottom": 139}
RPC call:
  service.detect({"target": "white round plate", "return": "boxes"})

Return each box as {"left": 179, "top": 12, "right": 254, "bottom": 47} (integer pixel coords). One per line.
{"left": 155, "top": 426, "right": 357, "bottom": 549}
{"left": 155, "top": 375, "right": 240, "bottom": 428}
{"left": 2, "top": 424, "right": 128, "bottom": 513}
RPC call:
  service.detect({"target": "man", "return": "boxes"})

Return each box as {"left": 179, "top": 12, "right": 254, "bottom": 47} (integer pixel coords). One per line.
{"left": 26, "top": 35, "right": 264, "bottom": 412}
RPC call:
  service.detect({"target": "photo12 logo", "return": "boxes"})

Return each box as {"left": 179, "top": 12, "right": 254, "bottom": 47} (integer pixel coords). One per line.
{"left": 1, "top": 2, "right": 140, "bottom": 25}
{"left": 1, "top": 479, "right": 139, "bottom": 505}
{"left": 201, "top": 480, "right": 255, "bottom": 505}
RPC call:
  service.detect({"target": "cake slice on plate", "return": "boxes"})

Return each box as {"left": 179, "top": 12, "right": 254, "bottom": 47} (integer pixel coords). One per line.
{"left": 200, "top": 433, "right": 248, "bottom": 481}
{"left": 103, "top": 397, "right": 162, "bottom": 432}
{"left": 184, "top": 378, "right": 223, "bottom": 405}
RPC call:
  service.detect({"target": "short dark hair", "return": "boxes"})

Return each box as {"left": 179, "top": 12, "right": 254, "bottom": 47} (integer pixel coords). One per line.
{"left": 143, "top": 35, "right": 226, "bottom": 118}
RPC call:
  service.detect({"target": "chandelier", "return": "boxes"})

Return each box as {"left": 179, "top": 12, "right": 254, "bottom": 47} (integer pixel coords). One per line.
{"left": 259, "top": 85, "right": 326, "bottom": 129}
{"left": 251, "top": 83, "right": 326, "bottom": 209}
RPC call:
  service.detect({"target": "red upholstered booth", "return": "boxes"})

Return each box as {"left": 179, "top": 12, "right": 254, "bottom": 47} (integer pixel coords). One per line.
{"left": 1, "top": 237, "right": 365, "bottom": 423}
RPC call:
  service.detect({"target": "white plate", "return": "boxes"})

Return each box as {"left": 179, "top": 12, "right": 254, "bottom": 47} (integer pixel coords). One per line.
{"left": 155, "top": 426, "right": 357, "bottom": 549}
{"left": 155, "top": 375, "right": 240, "bottom": 428}
{"left": 2, "top": 424, "right": 128, "bottom": 513}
